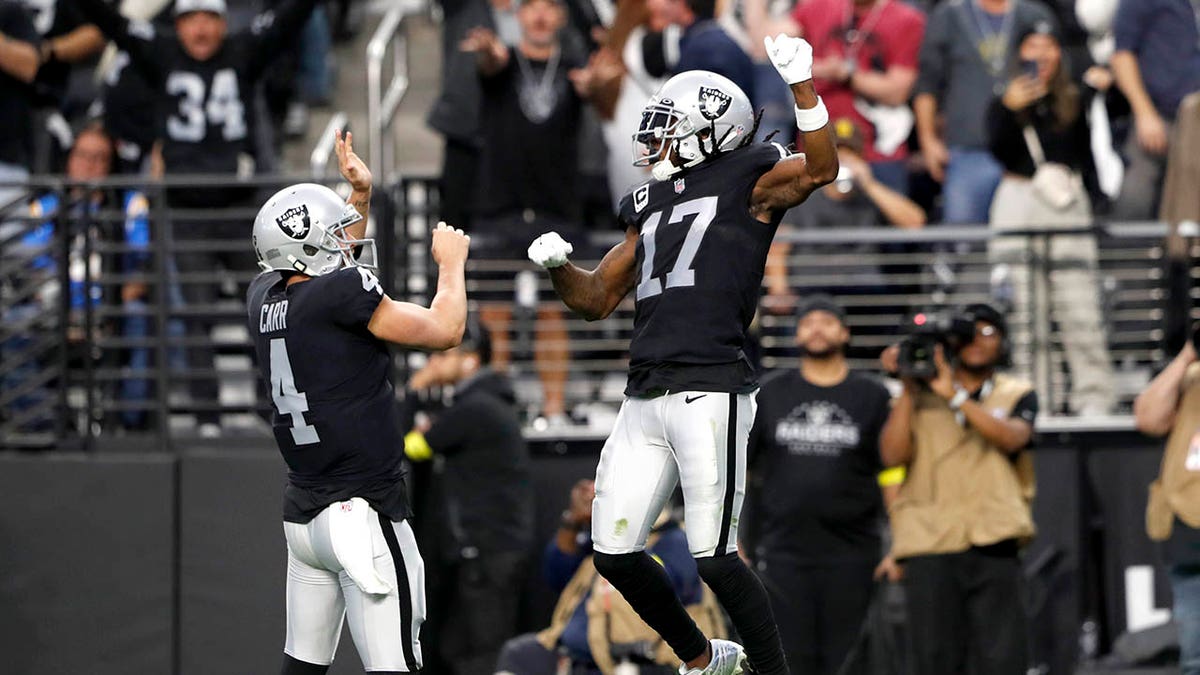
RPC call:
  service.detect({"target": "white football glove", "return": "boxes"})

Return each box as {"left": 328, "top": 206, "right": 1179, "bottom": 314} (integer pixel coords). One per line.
{"left": 527, "top": 231, "right": 574, "bottom": 269}
{"left": 764, "top": 34, "right": 814, "bottom": 85}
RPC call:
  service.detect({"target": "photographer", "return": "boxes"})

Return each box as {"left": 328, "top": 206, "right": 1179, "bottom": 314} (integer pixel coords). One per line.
{"left": 879, "top": 303, "right": 1038, "bottom": 675}
{"left": 1134, "top": 334, "right": 1200, "bottom": 674}
{"left": 986, "top": 20, "right": 1115, "bottom": 416}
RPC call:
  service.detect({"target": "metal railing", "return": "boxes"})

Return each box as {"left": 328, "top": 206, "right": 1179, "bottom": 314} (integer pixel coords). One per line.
{"left": 366, "top": 1, "right": 422, "bottom": 184}
{"left": 0, "top": 174, "right": 1190, "bottom": 448}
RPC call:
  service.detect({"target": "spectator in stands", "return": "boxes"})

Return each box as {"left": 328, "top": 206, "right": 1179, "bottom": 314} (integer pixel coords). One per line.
{"left": 791, "top": 0, "right": 925, "bottom": 194}
{"left": 741, "top": 295, "right": 902, "bottom": 675}
{"left": 1134, "top": 329, "right": 1200, "bottom": 675}
{"left": 986, "top": 20, "right": 1115, "bottom": 415}
{"left": 75, "top": 0, "right": 320, "bottom": 435}
{"left": 428, "top": 0, "right": 521, "bottom": 231}
{"left": 461, "top": 0, "right": 589, "bottom": 422}
{"left": 650, "top": 0, "right": 755, "bottom": 104}
{"left": 763, "top": 118, "right": 925, "bottom": 314}
{"left": 403, "top": 319, "right": 534, "bottom": 675}
{"left": 494, "top": 480, "right": 724, "bottom": 675}
{"left": 23, "top": 0, "right": 104, "bottom": 113}
{"left": 0, "top": 0, "right": 40, "bottom": 206}
{"left": 915, "top": 0, "right": 1056, "bottom": 224}
{"left": 1110, "top": 0, "right": 1200, "bottom": 220}
{"left": 879, "top": 303, "right": 1038, "bottom": 675}
{"left": 0, "top": 122, "right": 155, "bottom": 434}
{"left": 1074, "top": 0, "right": 1125, "bottom": 201}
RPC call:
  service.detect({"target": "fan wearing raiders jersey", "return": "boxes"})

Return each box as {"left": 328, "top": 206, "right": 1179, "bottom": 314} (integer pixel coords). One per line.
{"left": 247, "top": 132, "right": 471, "bottom": 675}
{"left": 72, "top": 0, "right": 318, "bottom": 203}
{"left": 527, "top": 36, "right": 838, "bottom": 675}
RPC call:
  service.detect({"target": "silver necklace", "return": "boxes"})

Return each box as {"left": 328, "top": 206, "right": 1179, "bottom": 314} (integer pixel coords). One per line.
{"left": 515, "top": 48, "right": 561, "bottom": 124}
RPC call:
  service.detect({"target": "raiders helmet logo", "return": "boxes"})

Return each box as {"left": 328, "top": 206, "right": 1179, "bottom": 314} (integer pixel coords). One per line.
{"left": 698, "top": 86, "right": 732, "bottom": 120}
{"left": 275, "top": 204, "right": 311, "bottom": 240}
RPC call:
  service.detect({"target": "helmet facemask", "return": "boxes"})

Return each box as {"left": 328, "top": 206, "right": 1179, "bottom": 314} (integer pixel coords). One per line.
{"left": 632, "top": 97, "right": 744, "bottom": 181}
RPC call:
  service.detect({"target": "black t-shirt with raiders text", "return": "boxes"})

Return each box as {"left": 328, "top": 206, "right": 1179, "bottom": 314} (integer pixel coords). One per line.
{"left": 617, "top": 142, "right": 788, "bottom": 397}
{"left": 476, "top": 47, "right": 583, "bottom": 224}
{"left": 246, "top": 267, "right": 410, "bottom": 524}
{"left": 746, "top": 369, "right": 892, "bottom": 563}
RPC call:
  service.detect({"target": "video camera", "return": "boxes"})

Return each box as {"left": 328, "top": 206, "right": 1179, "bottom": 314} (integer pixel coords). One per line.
{"left": 896, "top": 310, "right": 976, "bottom": 379}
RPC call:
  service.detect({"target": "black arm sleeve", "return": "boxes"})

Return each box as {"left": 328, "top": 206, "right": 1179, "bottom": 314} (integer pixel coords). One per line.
{"left": 1011, "top": 390, "right": 1038, "bottom": 427}
{"left": 70, "top": 0, "right": 164, "bottom": 84}
{"left": 986, "top": 96, "right": 1028, "bottom": 175}
{"left": 244, "top": 0, "right": 320, "bottom": 79}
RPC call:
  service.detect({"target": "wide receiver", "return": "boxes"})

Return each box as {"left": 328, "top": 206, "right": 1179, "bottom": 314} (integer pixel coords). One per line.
{"left": 527, "top": 35, "right": 837, "bottom": 675}
{"left": 247, "top": 130, "right": 470, "bottom": 675}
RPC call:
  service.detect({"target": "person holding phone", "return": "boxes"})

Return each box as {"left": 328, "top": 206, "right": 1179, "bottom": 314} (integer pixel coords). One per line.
{"left": 984, "top": 20, "right": 1115, "bottom": 416}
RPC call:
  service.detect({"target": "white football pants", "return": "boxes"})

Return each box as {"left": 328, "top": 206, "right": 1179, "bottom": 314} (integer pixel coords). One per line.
{"left": 592, "top": 390, "right": 755, "bottom": 558}
{"left": 283, "top": 499, "right": 426, "bottom": 672}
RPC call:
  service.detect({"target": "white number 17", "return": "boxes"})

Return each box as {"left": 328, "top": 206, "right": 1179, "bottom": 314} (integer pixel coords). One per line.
{"left": 636, "top": 196, "right": 718, "bottom": 301}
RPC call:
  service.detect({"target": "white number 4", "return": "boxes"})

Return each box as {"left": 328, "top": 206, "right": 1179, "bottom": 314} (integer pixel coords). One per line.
{"left": 636, "top": 196, "right": 718, "bottom": 301}
{"left": 270, "top": 338, "right": 320, "bottom": 445}
{"left": 357, "top": 267, "right": 382, "bottom": 295}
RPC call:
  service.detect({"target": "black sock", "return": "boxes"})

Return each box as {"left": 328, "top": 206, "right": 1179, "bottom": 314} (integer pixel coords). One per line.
{"left": 280, "top": 654, "right": 330, "bottom": 675}
{"left": 594, "top": 550, "right": 710, "bottom": 663}
{"left": 696, "top": 553, "right": 789, "bottom": 675}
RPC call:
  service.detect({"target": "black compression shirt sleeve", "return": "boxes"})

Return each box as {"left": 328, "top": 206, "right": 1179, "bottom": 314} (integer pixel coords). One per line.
{"left": 244, "top": 0, "right": 320, "bottom": 79}
{"left": 70, "top": 0, "right": 164, "bottom": 84}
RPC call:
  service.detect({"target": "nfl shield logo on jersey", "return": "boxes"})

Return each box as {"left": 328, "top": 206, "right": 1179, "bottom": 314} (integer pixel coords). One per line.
{"left": 698, "top": 86, "right": 732, "bottom": 120}
{"left": 674, "top": 178, "right": 686, "bottom": 194}
{"left": 276, "top": 204, "right": 311, "bottom": 240}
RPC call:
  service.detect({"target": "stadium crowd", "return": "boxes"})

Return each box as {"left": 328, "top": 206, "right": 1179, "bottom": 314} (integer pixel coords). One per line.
{"left": 3, "top": 0, "right": 1200, "bottom": 673}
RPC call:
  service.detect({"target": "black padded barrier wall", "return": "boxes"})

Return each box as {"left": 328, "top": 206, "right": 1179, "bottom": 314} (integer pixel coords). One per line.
{"left": 0, "top": 430, "right": 1181, "bottom": 674}
{"left": 0, "top": 453, "right": 175, "bottom": 675}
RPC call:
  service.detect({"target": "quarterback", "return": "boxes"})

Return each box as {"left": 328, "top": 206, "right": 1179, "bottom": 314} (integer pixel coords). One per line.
{"left": 527, "top": 36, "right": 837, "bottom": 675}
{"left": 247, "top": 131, "right": 470, "bottom": 674}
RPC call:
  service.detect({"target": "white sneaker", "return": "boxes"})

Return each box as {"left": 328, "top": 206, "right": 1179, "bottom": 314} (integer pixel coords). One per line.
{"left": 678, "top": 639, "right": 747, "bottom": 675}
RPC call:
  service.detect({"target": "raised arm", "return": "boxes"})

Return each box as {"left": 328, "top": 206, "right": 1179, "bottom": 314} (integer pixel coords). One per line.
{"left": 71, "top": 0, "right": 164, "bottom": 83}
{"left": 39, "top": 24, "right": 104, "bottom": 65}
{"left": 1134, "top": 341, "right": 1197, "bottom": 437}
{"left": 750, "top": 35, "right": 838, "bottom": 219}
{"left": 460, "top": 27, "right": 509, "bottom": 77}
{"left": 530, "top": 227, "right": 639, "bottom": 321}
{"left": 368, "top": 223, "right": 469, "bottom": 350}
{"left": 245, "top": 0, "right": 320, "bottom": 78}
{"left": 0, "top": 29, "right": 39, "bottom": 83}
{"left": 334, "top": 129, "right": 371, "bottom": 238}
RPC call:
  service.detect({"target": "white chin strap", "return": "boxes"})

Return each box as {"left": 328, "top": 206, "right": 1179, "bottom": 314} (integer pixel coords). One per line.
{"left": 652, "top": 159, "right": 680, "bottom": 181}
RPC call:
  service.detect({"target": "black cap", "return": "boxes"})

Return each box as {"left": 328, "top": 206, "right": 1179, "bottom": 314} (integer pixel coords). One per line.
{"left": 1016, "top": 19, "right": 1061, "bottom": 46}
{"left": 962, "top": 303, "right": 1007, "bottom": 336}
{"left": 795, "top": 294, "right": 847, "bottom": 325}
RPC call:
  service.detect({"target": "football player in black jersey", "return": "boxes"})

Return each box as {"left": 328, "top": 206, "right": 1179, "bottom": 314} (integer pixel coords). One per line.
{"left": 527, "top": 36, "right": 836, "bottom": 675}
{"left": 247, "top": 132, "right": 470, "bottom": 675}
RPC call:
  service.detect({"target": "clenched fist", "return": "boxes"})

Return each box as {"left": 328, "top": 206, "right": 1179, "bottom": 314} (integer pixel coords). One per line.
{"left": 764, "top": 33, "right": 814, "bottom": 85}
{"left": 431, "top": 221, "right": 470, "bottom": 267}
{"left": 527, "top": 231, "right": 574, "bottom": 269}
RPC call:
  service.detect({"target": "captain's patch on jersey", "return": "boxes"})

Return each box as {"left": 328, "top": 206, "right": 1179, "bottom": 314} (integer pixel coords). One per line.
{"left": 698, "top": 86, "right": 732, "bottom": 120}
{"left": 276, "top": 204, "right": 311, "bottom": 239}
{"left": 634, "top": 184, "right": 650, "bottom": 213}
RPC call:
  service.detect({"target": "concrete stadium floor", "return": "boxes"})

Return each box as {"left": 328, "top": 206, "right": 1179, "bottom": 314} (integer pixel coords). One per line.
{"left": 281, "top": 5, "right": 443, "bottom": 180}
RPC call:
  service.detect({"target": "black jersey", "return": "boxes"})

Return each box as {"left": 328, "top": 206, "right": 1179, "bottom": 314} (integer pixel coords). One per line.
{"left": 617, "top": 142, "right": 789, "bottom": 397}
{"left": 74, "top": 0, "right": 316, "bottom": 201}
{"left": 246, "top": 267, "right": 410, "bottom": 524}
